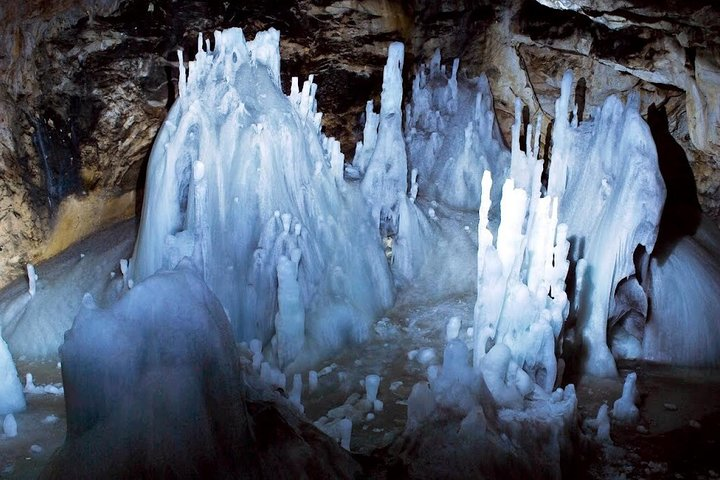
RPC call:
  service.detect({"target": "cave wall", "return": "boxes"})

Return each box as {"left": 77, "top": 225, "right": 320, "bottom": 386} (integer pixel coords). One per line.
{"left": 0, "top": 0, "right": 718, "bottom": 288}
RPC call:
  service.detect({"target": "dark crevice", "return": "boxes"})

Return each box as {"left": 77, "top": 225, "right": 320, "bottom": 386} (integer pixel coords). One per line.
{"left": 647, "top": 103, "right": 702, "bottom": 262}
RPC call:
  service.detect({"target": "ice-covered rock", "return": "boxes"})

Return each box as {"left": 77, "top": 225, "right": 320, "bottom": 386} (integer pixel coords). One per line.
{"left": 43, "top": 262, "right": 363, "bottom": 479}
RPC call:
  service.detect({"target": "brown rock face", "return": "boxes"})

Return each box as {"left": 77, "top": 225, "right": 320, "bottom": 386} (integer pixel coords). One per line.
{"left": 0, "top": 0, "right": 719, "bottom": 287}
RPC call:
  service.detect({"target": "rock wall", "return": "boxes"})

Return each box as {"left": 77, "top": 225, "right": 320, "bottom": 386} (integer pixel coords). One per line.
{"left": 0, "top": 0, "right": 718, "bottom": 288}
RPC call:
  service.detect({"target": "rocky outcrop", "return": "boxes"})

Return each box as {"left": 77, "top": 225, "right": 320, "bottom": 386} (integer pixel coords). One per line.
{"left": 0, "top": 0, "right": 719, "bottom": 288}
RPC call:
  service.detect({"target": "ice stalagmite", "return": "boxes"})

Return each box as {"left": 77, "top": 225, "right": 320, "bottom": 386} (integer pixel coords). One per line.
{"left": 275, "top": 249, "right": 304, "bottom": 369}
{"left": 131, "top": 28, "right": 393, "bottom": 363}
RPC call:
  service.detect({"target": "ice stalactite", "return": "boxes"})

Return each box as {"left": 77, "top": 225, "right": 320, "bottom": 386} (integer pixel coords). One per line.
{"left": 131, "top": 28, "right": 393, "bottom": 366}
{"left": 549, "top": 71, "right": 665, "bottom": 377}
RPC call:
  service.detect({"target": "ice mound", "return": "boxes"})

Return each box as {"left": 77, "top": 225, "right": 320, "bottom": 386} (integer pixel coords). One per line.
{"left": 44, "top": 262, "right": 257, "bottom": 478}
{"left": 130, "top": 28, "right": 393, "bottom": 365}
{"left": 399, "top": 332, "right": 577, "bottom": 480}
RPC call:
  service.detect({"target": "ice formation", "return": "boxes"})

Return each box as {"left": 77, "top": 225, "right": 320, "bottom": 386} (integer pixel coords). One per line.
{"left": 594, "top": 404, "right": 612, "bottom": 443}
{"left": 643, "top": 217, "right": 720, "bottom": 367}
{"left": 1, "top": 22, "right": 713, "bottom": 479}
{"left": 27, "top": 263, "right": 37, "bottom": 297}
{"left": 468, "top": 71, "right": 664, "bottom": 380}
{"left": 404, "top": 49, "right": 509, "bottom": 211}
{"left": 612, "top": 372, "right": 639, "bottom": 424}
{"left": 357, "top": 42, "right": 408, "bottom": 235}
{"left": 131, "top": 28, "right": 393, "bottom": 366}
{"left": 55, "top": 263, "right": 258, "bottom": 476}
{"left": 3, "top": 413, "right": 18, "bottom": 438}
{"left": 548, "top": 72, "right": 665, "bottom": 377}
{"left": 0, "top": 221, "right": 134, "bottom": 358}
{"left": 0, "top": 327, "right": 25, "bottom": 415}
{"left": 24, "top": 372, "right": 64, "bottom": 396}
{"left": 472, "top": 99, "right": 570, "bottom": 393}
{"left": 365, "top": 374, "right": 380, "bottom": 403}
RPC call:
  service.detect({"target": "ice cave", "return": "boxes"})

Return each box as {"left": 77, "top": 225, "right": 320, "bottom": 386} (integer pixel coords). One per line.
{"left": 1, "top": 1, "right": 719, "bottom": 479}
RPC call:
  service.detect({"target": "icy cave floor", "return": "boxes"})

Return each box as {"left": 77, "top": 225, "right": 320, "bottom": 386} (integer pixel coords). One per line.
{"left": 2, "top": 220, "right": 720, "bottom": 480}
